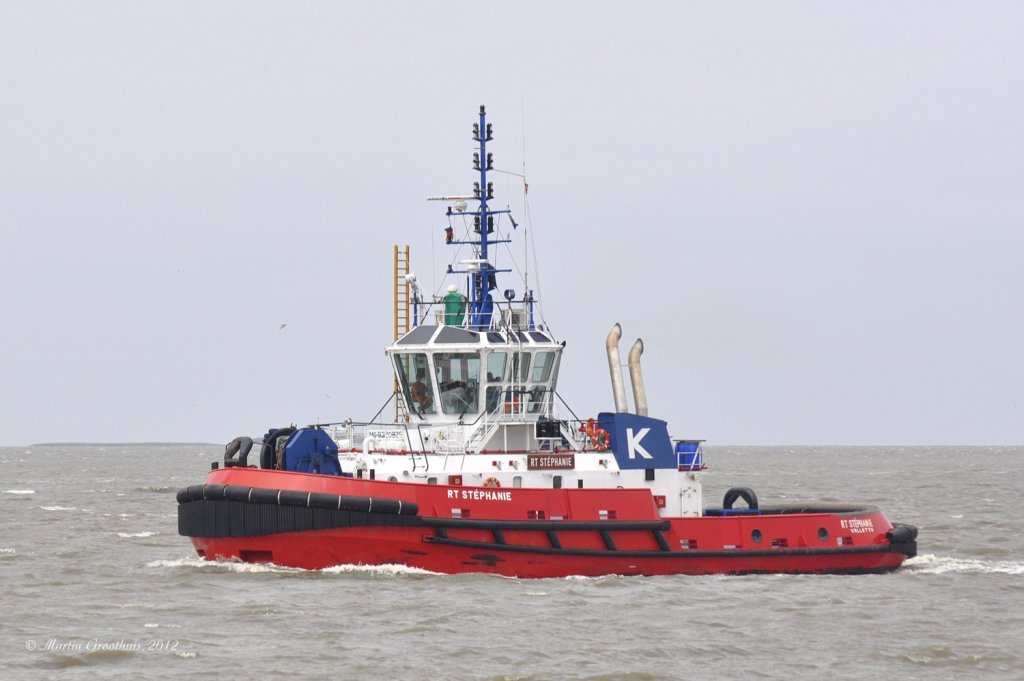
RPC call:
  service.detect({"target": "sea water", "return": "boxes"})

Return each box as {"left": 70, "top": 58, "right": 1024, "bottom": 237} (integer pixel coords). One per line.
{"left": 1, "top": 444, "right": 1021, "bottom": 680}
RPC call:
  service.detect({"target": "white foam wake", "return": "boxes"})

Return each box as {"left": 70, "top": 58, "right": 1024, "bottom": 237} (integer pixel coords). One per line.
{"left": 118, "top": 531, "right": 157, "bottom": 538}
{"left": 905, "top": 553, "right": 1024, "bottom": 575}
{"left": 3, "top": 489, "right": 35, "bottom": 494}
{"left": 319, "top": 563, "right": 441, "bottom": 577}
{"left": 147, "top": 557, "right": 301, "bottom": 573}
{"left": 148, "top": 556, "right": 440, "bottom": 576}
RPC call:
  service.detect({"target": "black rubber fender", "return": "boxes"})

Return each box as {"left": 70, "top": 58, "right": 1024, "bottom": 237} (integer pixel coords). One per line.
{"left": 224, "top": 436, "right": 254, "bottom": 467}
{"left": 201, "top": 484, "right": 227, "bottom": 500}
{"left": 175, "top": 483, "right": 419, "bottom": 516}
{"left": 723, "top": 486, "right": 759, "bottom": 510}
{"left": 277, "top": 489, "right": 310, "bottom": 507}
{"left": 249, "top": 487, "right": 280, "bottom": 505}
{"left": 886, "top": 523, "right": 919, "bottom": 544}
{"left": 223, "top": 485, "right": 252, "bottom": 503}
{"left": 308, "top": 491, "right": 342, "bottom": 509}
{"left": 176, "top": 484, "right": 203, "bottom": 504}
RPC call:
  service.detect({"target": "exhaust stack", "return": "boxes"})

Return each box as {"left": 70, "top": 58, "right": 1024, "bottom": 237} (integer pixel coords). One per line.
{"left": 605, "top": 324, "right": 629, "bottom": 412}
{"left": 628, "top": 338, "right": 648, "bottom": 417}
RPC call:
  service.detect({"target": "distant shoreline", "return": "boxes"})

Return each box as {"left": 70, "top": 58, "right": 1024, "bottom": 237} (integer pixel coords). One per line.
{"left": 24, "top": 442, "right": 220, "bottom": 447}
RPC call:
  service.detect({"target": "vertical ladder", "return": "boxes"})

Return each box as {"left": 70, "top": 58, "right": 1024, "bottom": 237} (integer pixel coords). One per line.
{"left": 394, "top": 244, "right": 411, "bottom": 421}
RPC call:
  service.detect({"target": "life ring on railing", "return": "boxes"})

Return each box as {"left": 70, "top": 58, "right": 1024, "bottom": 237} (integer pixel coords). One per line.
{"left": 483, "top": 477, "right": 501, "bottom": 488}
{"left": 581, "top": 419, "right": 609, "bottom": 452}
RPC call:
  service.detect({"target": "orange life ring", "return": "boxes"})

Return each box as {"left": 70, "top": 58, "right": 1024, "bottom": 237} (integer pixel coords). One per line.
{"left": 483, "top": 476, "right": 501, "bottom": 488}
{"left": 581, "top": 419, "right": 608, "bottom": 451}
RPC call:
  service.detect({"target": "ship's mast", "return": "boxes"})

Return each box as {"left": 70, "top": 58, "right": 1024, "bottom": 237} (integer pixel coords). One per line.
{"left": 425, "top": 106, "right": 533, "bottom": 331}
{"left": 476, "top": 105, "right": 491, "bottom": 293}
{"left": 458, "top": 106, "right": 516, "bottom": 330}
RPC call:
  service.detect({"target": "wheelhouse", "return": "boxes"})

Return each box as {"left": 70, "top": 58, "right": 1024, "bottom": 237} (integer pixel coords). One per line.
{"left": 390, "top": 325, "right": 563, "bottom": 423}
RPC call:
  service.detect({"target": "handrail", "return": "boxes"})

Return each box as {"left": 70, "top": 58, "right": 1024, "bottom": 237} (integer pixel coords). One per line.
{"left": 554, "top": 390, "right": 584, "bottom": 423}
{"left": 326, "top": 387, "right": 597, "bottom": 454}
{"left": 368, "top": 392, "right": 397, "bottom": 424}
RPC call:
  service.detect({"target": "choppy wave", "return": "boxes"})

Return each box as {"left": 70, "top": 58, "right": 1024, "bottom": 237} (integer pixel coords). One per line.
{"left": 118, "top": 532, "right": 157, "bottom": 538}
{"left": 7, "top": 444, "right": 1023, "bottom": 680}
{"left": 40, "top": 505, "right": 77, "bottom": 511}
{"left": 905, "top": 554, "right": 1024, "bottom": 575}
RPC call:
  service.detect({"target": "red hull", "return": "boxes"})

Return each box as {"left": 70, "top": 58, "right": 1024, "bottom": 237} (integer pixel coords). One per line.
{"left": 179, "top": 468, "right": 914, "bottom": 578}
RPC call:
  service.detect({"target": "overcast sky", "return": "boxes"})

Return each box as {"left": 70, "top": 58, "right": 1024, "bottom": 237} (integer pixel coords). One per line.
{"left": 2, "top": 2, "right": 1021, "bottom": 445}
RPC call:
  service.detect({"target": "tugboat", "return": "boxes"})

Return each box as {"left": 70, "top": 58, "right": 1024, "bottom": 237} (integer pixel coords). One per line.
{"left": 177, "top": 106, "right": 917, "bottom": 577}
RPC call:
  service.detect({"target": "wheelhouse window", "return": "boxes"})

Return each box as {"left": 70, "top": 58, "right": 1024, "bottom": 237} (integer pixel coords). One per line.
{"left": 394, "top": 353, "right": 436, "bottom": 415}
{"left": 527, "top": 385, "right": 549, "bottom": 414}
{"left": 486, "top": 352, "right": 507, "bottom": 382}
{"left": 485, "top": 386, "right": 502, "bottom": 413}
{"left": 434, "top": 352, "right": 482, "bottom": 415}
{"left": 479, "top": 348, "right": 561, "bottom": 416}
{"left": 527, "top": 351, "right": 556, "bottom": 414}
{"left": 531, "top": 351, "right": 555, "bottom": 382}
{"left": 511, "top": 352, "right": 531, "bottom": 383}
{"left": 484, "top": 352, "right": 507, "bottom": 414}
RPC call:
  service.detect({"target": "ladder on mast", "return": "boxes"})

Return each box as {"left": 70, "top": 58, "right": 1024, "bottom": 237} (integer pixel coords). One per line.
{"left": 393, "top": 244, "right": 411, "bottom": 421}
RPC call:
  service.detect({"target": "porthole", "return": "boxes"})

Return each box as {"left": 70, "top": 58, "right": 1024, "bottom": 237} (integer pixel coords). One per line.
{"left": 818, "top": 527, "right": 829, "bottom": 542}
{"left": 751, "top": 529, "right": 763, "bottom": 543}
